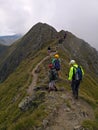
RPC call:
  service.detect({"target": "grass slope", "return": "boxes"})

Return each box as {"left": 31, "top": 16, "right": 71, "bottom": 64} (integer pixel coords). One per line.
{"left": 0, "top": 41, "right": 98, "bottom": 130}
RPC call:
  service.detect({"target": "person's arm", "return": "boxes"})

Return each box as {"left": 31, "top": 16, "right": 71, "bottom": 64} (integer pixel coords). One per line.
{"left": 80, "top": 66, "right": 84, "bottom": 76}
{"left": 68, "top": 67, "right": 73, "bottom": 81}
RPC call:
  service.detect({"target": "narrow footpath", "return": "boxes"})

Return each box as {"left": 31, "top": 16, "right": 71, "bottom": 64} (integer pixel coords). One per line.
{"left": 27, "top": 51, "right": 57, "bottom": 96}
{"left": 22, "top": 51, "right": 95, "bottom": 130}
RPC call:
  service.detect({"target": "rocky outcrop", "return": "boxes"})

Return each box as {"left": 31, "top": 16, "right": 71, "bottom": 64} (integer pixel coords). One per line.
{"left": 18, "top": 91, "right": 45, "bottom": 111}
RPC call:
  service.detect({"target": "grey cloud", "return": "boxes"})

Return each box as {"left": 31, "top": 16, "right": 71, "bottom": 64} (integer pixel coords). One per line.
{"left": 0, "top": 0, "right": 98, "bottom": 50}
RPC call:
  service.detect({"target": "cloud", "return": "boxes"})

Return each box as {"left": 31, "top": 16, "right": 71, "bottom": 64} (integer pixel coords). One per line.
{"left": 0, "top": 0, "right": 98, "bottom": 50}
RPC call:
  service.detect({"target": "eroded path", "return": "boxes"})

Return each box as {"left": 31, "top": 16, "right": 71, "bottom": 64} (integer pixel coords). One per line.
{"left": 43, "top": 92, "right": 95, "bottom": 130}
{"left": 27, "top": 52, "right": 57, "bottom": 96}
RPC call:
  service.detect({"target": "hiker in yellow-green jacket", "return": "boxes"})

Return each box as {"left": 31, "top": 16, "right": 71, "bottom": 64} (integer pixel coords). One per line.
{"left": 68, "top": 60, "right": 84, "bottom": 99}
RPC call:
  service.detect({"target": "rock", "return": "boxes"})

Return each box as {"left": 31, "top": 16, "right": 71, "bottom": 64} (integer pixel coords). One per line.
{"left": 61, "top": 94, "right": 66, "bottom": 99}
{"left": 66, "top": 108, "right": 71, "bottom": 112}
{"left": 35, "top": 67, "right": 41, "bottom": 73}
{"left": 42, "top": 119, "right": 49, "bottom": 128}
{"left": 18, "top": 95, "right": 37, "bottom": 111}
{"left": 74, "top": 125, "right": 81, "bottom": 130}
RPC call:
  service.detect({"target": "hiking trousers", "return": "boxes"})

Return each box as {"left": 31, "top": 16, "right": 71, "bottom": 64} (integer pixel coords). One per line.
{"left": 71, "top": 80, "right": 81, "bottom": 98}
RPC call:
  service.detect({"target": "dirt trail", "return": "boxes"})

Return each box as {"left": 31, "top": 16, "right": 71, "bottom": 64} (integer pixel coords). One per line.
{"left": 27, "top": 52, "right": 57, "bottom": 96}
{"left": 26, "top": 50, "right": 95, "bottom": 130}
{"left": 44, "top": 92, "right": 95, "bottom": 130}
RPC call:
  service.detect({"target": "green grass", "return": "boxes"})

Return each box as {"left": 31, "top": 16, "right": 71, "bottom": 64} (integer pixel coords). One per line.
{"left": 8, "top": 105, "right": 47, "bottom": 130}
{"left": 0, "top": 40, "right": 98, "bottom": 129}
{"left": 82, "top": 120, "right": 98, "bottom": 130}
{"left": 0, "top": 40, "right": 59, "bottom": 129}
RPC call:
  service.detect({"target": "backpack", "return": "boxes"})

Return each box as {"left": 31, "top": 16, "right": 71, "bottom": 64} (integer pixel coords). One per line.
{"left": 54, "top": 59, "right": 60, "bottom": 71}
{"left": 73, "top": 66, "right": 82, "bottom": 81}
{"left": 49, "top": 68, "right": 57, "bottom": 81}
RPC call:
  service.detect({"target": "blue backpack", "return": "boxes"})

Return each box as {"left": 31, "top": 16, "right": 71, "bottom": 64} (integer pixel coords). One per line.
{"left": 54, "top": 59, "right": 60, "bottom": 71}
{"left": 73, "top": 66, "right": 82, "bottom": 81}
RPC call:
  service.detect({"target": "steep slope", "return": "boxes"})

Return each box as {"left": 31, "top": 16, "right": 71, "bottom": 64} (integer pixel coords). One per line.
{"left": 0, "top": 23, "right": 58, "bottom": 82}
{"left": 0, "top": 41, "right": 97, "bottom": 130}
{"left": 0, "top": 43, "right": 8, "bottom": 57}
{"left": 0, "top": 23, "right": 98, "bottom": 130}
{"left": 59, "top": 30, "right": 98, "bottom": 80}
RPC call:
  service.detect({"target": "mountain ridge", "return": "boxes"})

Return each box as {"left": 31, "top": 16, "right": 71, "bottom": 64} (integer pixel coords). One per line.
{"left": 0, "top": 23, "right": 58, "bottom": 82}
{"left": 0, "top": 22, "right": 98, "bottom": 130}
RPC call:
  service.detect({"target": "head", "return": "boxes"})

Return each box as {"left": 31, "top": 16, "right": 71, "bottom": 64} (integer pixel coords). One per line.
{"left": 69, "top": 60, "right": 76, "bottom": 66}
{"left": 54, "top": 54, "right": 59, "bottom": 59}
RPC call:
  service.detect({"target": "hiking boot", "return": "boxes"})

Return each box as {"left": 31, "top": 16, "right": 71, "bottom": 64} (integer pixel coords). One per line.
{"left": 75, "top": 95, "right": 78, "bottom": 99}
{"left": 55, "top": 87, "right": 58, "bottom": 91}
{"left": 48, "top": 89, "right": 51, "bottom": 93}
{"left": 54, "top": 86, "right": 58, "bottom": 91}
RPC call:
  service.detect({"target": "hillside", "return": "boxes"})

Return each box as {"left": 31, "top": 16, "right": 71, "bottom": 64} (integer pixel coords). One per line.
{"left": 0, "top": 23, "right": 98, "bottom": 130}
{"left": 0, "top": 44, "right": 8, "bottom": 56}
{"left": 0, "top": 23, "right": 57, "bottom": 82}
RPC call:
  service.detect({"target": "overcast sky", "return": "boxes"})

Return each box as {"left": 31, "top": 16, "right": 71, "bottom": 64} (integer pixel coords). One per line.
{"left": 0, "top": 0, "right": 98, "bottom": 50}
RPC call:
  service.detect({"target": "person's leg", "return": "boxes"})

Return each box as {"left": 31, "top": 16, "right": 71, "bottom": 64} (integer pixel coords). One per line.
{"left": 48, "top": 82, "right": 53, "bottom": 92}
{"left": 71, "top": 80, "right": 76, "bottom": 97}
{"left": 75, "top": 80, "right": 81, "bottom": 99}
{"left": 53, "top": 80, "right": 58, "bottom": 91}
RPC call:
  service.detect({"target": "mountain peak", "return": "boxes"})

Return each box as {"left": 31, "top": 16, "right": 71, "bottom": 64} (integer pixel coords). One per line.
{"left": 28, "top": 22, "right": 58, "bottom": 36}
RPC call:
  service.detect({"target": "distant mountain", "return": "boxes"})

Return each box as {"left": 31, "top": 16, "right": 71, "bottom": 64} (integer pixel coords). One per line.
{"left": 0, "top": 34, "right": 22, "bottom": 45}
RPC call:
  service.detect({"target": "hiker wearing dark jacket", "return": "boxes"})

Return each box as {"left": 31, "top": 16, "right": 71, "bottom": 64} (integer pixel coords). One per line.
{"left": 47, "top": 46, "right": 51, "bottom": 55}
{"left": 48, "top": 64, "right": 58, "bottom": 92}
{"left": 64, "top": 33, "right": 67, "bottom": 39}
{"left": 68, "top": 60, "right": 84, "bottom": 99}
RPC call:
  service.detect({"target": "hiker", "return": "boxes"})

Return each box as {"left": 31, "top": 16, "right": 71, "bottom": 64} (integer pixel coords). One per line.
{"left": 64, "top": 33, "right": 67, "bottom": 39}
{"left": 52, "top": 54, "right": 61, "bottom": 78}
{"left": 48, "top": 63, "right": 58, "bottom": 92}
{"left": 68, "top": 60, "right": 84, "bottom": 99}
{"left": 47, "top": 46, "right": 51, "bottom": 55}
{"left": 58, "top": 38, "right": 63, "bottom": 44}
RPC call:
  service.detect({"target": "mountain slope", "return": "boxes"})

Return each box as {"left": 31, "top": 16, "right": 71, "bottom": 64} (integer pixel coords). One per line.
{"left": 0, "top": 44, "right": 8, "bottom": 56}
{"left": 0, "top": 23, "right": 58, "bottom": 82}
{"left": 0, "top": 43, "right": 98, "bottom": 130}
{"left": 0, "top": 23, "right": 98, "bottom": 130}
{"left": 59, "top": 30, "right": 98, "bottom": 77}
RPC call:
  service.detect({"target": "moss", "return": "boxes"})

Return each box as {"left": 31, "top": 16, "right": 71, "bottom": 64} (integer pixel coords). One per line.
{"left": 82, "top": 120, "right": 98, "bottom": 130}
